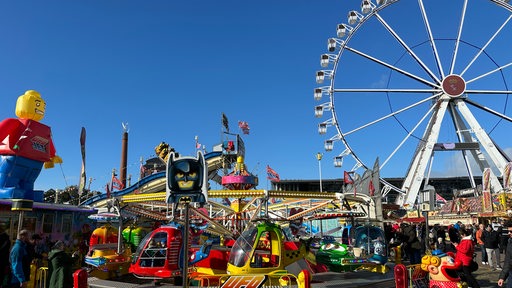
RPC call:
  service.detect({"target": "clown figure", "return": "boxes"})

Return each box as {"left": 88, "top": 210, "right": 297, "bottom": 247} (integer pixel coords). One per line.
{"left": 0, "top": 90, "right": 61, "bottom": 208}
{"left": 421, "top": 252, "right": 465, "bottom": 288}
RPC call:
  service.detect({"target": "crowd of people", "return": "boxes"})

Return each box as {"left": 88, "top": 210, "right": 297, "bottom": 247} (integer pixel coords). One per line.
{"left": 385, "top": 219, "right": 512, "bottom": 288}
{"left": 0, "top": 228, "right": 79, "bottom": 288}
{"left": 3, "top": 219, "right": 512, "bottom": 288}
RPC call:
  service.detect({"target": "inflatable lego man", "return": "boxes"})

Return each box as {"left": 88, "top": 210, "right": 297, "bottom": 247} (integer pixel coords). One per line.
{"left": 421, "top": 252, "right": 465, "bottom": 288}
{"left": 0, "top": 90, "right": 62, "bottom": 210}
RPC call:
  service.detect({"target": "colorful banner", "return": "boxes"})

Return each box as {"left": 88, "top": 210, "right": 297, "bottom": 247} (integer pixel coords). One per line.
{"left": 482, "top": 168, "right": 493, "bottom": 212}
{"left": 504, "top": 162, "right": 512, "bottom": 189}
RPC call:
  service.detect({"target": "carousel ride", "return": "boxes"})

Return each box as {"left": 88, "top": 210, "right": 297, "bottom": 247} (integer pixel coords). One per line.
{"left": 77, "top": 120, "right": 391, "bottom": 286}
{"left": 84, "top": 199, "right": 133, "bottom": 279}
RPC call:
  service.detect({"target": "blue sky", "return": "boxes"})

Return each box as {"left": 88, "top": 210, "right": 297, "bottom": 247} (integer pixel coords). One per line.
{"left": 1, "top": 0, "right": 512, "bottom": 193}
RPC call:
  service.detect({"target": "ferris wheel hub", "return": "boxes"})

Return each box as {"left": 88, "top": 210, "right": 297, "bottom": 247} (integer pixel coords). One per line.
{"left": 442, "top": 74, "right": 466, "bottom": 97}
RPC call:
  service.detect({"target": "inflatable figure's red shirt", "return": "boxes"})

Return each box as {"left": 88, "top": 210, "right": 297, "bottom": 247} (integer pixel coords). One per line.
{"left": 0, "top": 118, "right": 56, "bottom": 162}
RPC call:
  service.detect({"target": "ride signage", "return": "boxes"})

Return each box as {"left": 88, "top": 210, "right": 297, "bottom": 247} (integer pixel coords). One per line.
{"left": 220, "top": 275, "right": 267, "bottom": 288}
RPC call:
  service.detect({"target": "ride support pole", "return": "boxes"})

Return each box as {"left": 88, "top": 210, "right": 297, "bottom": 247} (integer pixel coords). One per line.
{"left": 394, "top": 246, "right": 402, "bottom": 264}
{"left": 183, "top": 203, "right": 190, "bottom": 288}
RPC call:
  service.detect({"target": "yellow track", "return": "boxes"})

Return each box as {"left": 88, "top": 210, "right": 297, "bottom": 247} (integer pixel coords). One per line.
{"left": 119, "top": 190, "right": 341, "bottom": 204}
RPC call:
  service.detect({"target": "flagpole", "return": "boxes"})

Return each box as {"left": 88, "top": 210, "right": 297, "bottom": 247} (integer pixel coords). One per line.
{"left": 316, "top": 153, "right": 323, "bottom": 192}
{"left": 139, "top": 156, "right": 144, "bottom": 181}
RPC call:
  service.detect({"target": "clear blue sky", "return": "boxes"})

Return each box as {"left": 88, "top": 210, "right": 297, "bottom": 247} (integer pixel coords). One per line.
{"left": 1, "top": 0, "right": 512, "bottom": 193}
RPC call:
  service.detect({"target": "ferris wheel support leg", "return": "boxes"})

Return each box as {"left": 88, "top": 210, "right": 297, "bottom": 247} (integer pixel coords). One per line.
{"left": 399, "top": 99, "right": 450, "bottom": 207}
{"left": 455, "top": 99, "right": 505, "bottom": 192}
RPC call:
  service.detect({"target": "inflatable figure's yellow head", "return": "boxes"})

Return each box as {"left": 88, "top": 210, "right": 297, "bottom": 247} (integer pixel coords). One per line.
{"left": 15, "top": 90, "right": 45, "bottom": 121}
{"left": 421, "top": 253, "right": 461, "bottom": 282}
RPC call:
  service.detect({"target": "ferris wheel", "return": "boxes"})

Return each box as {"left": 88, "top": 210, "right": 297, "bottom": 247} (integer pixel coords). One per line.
{"left": 314, "top": 0, "right": 512, "bottom": 207}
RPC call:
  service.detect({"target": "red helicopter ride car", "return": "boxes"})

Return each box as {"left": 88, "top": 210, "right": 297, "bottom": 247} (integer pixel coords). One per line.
{"left": 128, "top": 214, "right": 234, "bottom": 286}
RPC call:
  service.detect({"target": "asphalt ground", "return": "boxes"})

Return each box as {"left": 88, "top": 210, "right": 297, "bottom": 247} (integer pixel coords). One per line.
{"left": 87, "top": 248, "right": 507, "bottom": 288}
{"left": 471, "top": 249, "right": 505, "bottom": 288}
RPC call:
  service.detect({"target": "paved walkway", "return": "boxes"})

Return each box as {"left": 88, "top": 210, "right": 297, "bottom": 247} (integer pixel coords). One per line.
{"left": 87, "top": 248, "right": 507, "bottom": 288}
{"left": 472, "top": 248, "right": 505, "bottom": 288}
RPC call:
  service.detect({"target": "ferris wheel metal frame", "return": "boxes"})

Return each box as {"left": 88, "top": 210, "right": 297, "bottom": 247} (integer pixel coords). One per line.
{"left": 314, "top": 0, "right": 512, "bottom": 208}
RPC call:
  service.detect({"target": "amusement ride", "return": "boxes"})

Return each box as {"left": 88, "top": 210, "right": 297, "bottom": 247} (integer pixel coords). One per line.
{"left": 314, "top": 0, "right": 512, "bottom": 207}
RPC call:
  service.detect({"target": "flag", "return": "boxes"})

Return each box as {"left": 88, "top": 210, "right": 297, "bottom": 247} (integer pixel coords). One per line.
{"left": 351, "top": 173, "right": 361, "bottom": 196}
{"left": 222, "top": 113, "right": 229, "bottom": 132}
{"left": 111, "top": 173, "right": 124, "bottom": 191}
{"left": 196, "top": 142, "right": 201, "bottom": 149}
{"left": 436, "top": 193, "right": 447, "bottom": 204}
{"left": 267, "top": 165, "right": 280, "bottom": 182}
{"left": 238, "top": 121, "right": 250, "bottom": 135}
{"left": 369, "top": 179, "right": 375, "bottom": 197}
{"left": 343, "top": 171, "right": 354, "bottom": 184}
{"left": 140, "top": 162, "right": 146, "bottom": 177}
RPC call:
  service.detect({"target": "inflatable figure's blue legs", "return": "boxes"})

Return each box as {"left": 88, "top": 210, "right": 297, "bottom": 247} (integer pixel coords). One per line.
{"left": 0, "top": 155, "right": 43, "bottom": 201}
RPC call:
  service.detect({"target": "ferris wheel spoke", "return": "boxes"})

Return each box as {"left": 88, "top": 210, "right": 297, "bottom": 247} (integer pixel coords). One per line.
{"left": 465, "top": 89, "right": 512, "bottom": 94}
{"left": 343, "top": 92, "right": 441, "bottom": 137}
{"left": 460, "top": 13, "right": 512, "bottom": 77}
{"left": 374, "top": 13, "right": 441, "bottom": 83}
{"left": 381, "top": 101, "right": 437, "bottom": 169}
{"left": 466, "top": 61, "right": 512, "bottom": 84}
{"left": 418, "top": 0, "right": 445, "bottom": 78}
{"left": 449, "top": 0, "right": 468, "bottom": 75}
{"left": 464, "top": 98, "right": 512, "bottom": 123}
{"left": 332, "top": 88, "right": 437, "bottom": 93}
{"left": 345, "top": 46, "right": 439, "bottom": 88}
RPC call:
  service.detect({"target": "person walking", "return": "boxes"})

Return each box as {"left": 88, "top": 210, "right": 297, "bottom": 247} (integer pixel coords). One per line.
{"left": 48, "top": 241, "right": 76, "bottom": 288}
{"left": 8, "top": 230, "right": 31, "bottom": 288}
{"left": 454, "top": 227, "right": 480, "bottom": 288}
{"left": 0, "top": 223, "right": 11, "bottom": 288}
{"left": 498, "top": 222, "right": 512, "bottom": 287}
{"left": 501, "top": 220, "right": 509, "bottom": 254}
{"left": 436, "top": 237, "right": 447, "bottom": 253}
{"left": 476, "top": 223, "right": 488, "bottom": 265}
{"left": 402, "top": 224, "right": 422, "bottom": 264}
{"left": 483, "top": 224, "right": 502, "bottom": 271}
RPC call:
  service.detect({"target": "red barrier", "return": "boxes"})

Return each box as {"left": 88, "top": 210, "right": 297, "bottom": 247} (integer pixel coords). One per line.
{"left": 394, "top": 263, "right": 407, "bottom": 288}
{"left": 73, "top": 268, "right": 88, "bottom": 288}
